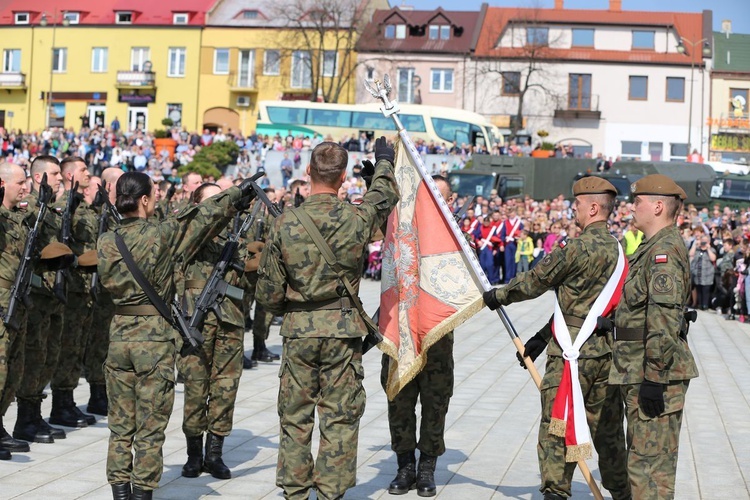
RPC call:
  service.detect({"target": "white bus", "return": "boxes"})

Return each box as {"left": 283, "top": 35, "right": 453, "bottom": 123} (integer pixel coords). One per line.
{"left": 255, "top": 100, "right": 502, "bottom": 149}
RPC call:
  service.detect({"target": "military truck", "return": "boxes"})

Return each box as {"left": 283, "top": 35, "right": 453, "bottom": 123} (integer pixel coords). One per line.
{"left": 710, "top": 173, "right": 750, "bottom": 208}
{"left": 449, "top": 157, "right": 716, "bottom": 206}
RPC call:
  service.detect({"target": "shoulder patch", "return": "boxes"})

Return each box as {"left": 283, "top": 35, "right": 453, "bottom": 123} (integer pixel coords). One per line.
{"left": 18, "top": 201, "right": 28, "bottom": 209}
{"left": 655, "top": 254, "right": 668, "bottom": 264}
{"left": 559, "top": 240, "right": 567, "bottom": 248}
{"left": 541, "top": 253, "right": 554, "bottom": 267}
{"left": 652, "top": 272, "right": 675, "bottom": 294}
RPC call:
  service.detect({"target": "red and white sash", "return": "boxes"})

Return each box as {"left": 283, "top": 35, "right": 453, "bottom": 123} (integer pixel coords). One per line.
{"left": 549, "top": 238, "right": 628, "bottom": 462}
{"left": 505, "top": 217, "right": 521, "bottom": 242}
{"left": 479, "top": 225, "right": 497, "bottom": 251}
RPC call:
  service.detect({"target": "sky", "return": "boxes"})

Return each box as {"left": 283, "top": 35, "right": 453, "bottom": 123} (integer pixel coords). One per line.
{"left": 410, "top": 0, "right": 749, "bottom": 34}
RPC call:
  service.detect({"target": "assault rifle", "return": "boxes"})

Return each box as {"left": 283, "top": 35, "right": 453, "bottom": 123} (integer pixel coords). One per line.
{"left": 90, "top": 181, "right": 122, "bottom": 302}
{"left": 3, "top": 174, "right": 52, "bottom": 331}
{"left": 53, "top": 181, "right": 79, "bottom": 304}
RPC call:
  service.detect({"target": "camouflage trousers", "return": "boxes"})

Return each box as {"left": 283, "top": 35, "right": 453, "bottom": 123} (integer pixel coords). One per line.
{"left": 85, "top": 292, "right": 115, "bottom": 385}
{"left": 177, "top": 319, "right": 243, "bottom": 437}
{"left": 104, "top": 339, "right": 176, "bottom": 490}
{"left": 539, "top": 355, "right": 630, "bottom": 499}
{"left": 380, "top": 334, "right": 454, "bottom": 456}
{"left": 0, "top": 290, "right": 27, "bottom": 416}
{"left": 621, "top": 380, "right": 690, "bottom": 500}
{"left": 277, "top": 336, "right": 365, "bottom": 500}
{"left": 51, "top": 291, "right": 93, "bottom": 391}
{"left": 243, "top": 272, "right": 272, "bottom": 343}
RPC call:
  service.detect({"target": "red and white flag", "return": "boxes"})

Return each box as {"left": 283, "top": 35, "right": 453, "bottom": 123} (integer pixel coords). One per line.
{"left": 378, "top": 141, "right": 485, "bottom": 400}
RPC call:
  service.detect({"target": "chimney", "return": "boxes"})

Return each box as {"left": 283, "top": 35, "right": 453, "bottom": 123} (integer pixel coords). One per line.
{"left": 609, "top": 0, "right": 621, "bottom": 11}
{"left": 555, "top": 0, "right": 564, "bottom": 9}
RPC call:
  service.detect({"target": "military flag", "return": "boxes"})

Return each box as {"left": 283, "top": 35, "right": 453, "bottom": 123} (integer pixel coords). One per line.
{"left": 378, "top": 140, "right": 485, "bottom": 400}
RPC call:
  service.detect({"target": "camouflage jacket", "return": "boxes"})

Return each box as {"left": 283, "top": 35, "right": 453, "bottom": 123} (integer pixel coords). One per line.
{"left": 610, "top": 225, "right": 698, "bottom": 385}
{"left": 24, "top": 189, "right": 62, "bottom": 297}
{"left": 97, "top": 187, "right": 241, "bottom": 342}
{"left": 493, "top": 221, "right": 620, "bottom": 359}
{"left": 57, "top": 190, "right": 99, "bottom": 293}
{"left": 0, "top": 206, "right": 27, "bottom": 287}
{"left": 257, "top": 159, "right": 399, "bottom": 338}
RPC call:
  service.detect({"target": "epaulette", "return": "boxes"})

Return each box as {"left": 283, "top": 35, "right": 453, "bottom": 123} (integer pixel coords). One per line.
{"left": 655, "top": 254, "right": 668, "bottom": 264}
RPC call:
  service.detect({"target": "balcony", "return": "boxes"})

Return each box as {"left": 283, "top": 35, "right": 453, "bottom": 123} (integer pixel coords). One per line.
{"left": 0, "top": 72, "right": 27, "bottom": 90}
{"left": 554, "top": 94, "right": 601, "bottom": 120}
{"left": 228, "top": 71, "right": 257, "bottom": 92}
{"left": 116, "top": 71, "right": 156, "bottom": 89}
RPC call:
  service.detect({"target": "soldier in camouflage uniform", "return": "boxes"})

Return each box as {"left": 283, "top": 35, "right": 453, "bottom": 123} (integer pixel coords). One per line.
{"left": 257, "top": 139, "right": 399, "bottom": 500}
{"left": 177, "top": 183, "right": 245, "bottom": 481}
{"left": 0, "top": 162, "right": 31, "bottom": 459}
{"left": 49, "top": 156, "right": 98, "bottom": 428}
{"left": 97, "top": 172, "right": 252, "bottom": 499}
{"left": 248, "top": 205, "right": 277, "bottom": 364}
{"left": 381, "top": 175, "right": 455, "bottom": 497}
{"left": 484, "top": 177, "right": 631, "bottom": 500}
{"left": 13, "top": 156, "right": 70, "bottom": 444}
{"left": 610, "top": 175, "right": 698, "bottom": 500}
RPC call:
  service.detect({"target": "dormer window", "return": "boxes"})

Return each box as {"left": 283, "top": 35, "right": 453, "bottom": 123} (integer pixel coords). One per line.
{"left": 242, "top": 10, "right": 259, "bottom": 19}
{"left": 396, "top": 24, "right": 406, "bottom": 39}
{"left": 116, "top": 12, "right": 133, "bottom": 24}
{"left": 428, "top": 25, "right": 451, "bottom": 40}
{"left": 173, "top": 13, "right": 188, "bottom": 24}
{"left": 385, "top": 25, "right": 395, "bottom": 39}
{"left": 63, "top": 12, "right": 80, "bottom": 24}
{"left": 440, "top": 25, "right": 450, "bottom": 39}
{"left": 14, "top": 12, "right": 29, "bottom": 25}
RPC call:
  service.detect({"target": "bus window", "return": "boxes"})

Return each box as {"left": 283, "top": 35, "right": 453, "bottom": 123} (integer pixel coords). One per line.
{"left": 470, "top": 124, "right": 486, "bottom": 148}
{"left": 431, "top": 117, "right": 472, "bottom": 145}
{"left": 400, "top": 115, "right": 426, "bottom": 132}
{"left": 268, "top": 106, "right": 306, "bottom": 125}
{"left": 448, "top": 172, "right": 496, "bottom": 198}
{"left": 351, "top": 112, "right": 397, "bottom": 130}
{"left": 498, "top": 176, "right": 524, "bottom": 200}
{"left": 307, "top": 109, "right": 351, "bottom": 127}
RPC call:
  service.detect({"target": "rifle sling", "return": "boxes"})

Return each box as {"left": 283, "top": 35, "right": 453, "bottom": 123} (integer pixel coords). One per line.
{"left": 290, "top": 208, "right": 378, "bottom": 334}
{"left": 114, "top": 233, "right": 174, "bottom": 327}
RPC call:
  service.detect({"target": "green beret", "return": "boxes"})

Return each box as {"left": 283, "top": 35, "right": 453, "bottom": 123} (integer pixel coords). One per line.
{"left": 572, "top": 176, "right": 617, "bottom": 196}
{"left": 631, "top": 174, "right": 687, "bottom": 200}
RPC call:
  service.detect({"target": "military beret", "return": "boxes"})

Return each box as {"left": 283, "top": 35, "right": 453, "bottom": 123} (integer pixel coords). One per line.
{"left": 631, "top": 174, "right": 687, "bottom": 200}
{"left": 77, "top": 249, "right": 98, "bottom": 268}
{"left": 572, "top": 176, "right": 617, "bottom": 196}
{"left": 246, "top": 241, "right": 265, "bottom": 254}
{"left": 40, "top": 242, "right": 74, "bottom": 260}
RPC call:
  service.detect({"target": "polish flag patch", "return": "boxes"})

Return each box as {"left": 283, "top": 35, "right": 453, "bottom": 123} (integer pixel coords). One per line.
{"left": 655, "top": 254, "right": 668, "bottom": 264}
{"left": 559, "top": 240, "right": 567, "bottom": 248}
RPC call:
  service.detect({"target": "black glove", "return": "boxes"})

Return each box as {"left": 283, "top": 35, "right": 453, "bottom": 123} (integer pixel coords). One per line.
{"left": 374, "top": 136, "right": 395, "bottom": 165}
{"left": 236, "top": 172, "right": 263, "bottom": 210}
{"left": 294, "top": 188, "right": 304, "bottom": 208}
{"left": 166, "top": 183, "right": 176, "bottom": 202}
{"left": 361, "top": 160, "right": 375, "bottom": 189}
{"left": 483, "top": 289, "right": 501, "bottom": 310}
{"left": 516, "top": 327, "right": 549, "bottom": 369}
{"left": 71, "top": 191, "right": 84, "bottom": 214}
{"left": 638, "top": 380, "right": 665, "bottom": 418}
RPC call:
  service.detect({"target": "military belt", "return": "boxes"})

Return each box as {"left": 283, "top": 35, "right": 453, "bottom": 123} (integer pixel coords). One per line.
{"left": 285, "top": 297, "right": 352, "bottom": 312}
{"left": 185, "top": 279, "right": 207, "bottom": 289}
{"left": 0, "top": 278, "right": 13, "bottom": 290}
{"left": 613, "top": 326, "right": 646, "bottom": 341}
{"left": 562, "top": 313, "right": 586, "bottom": 328}
{"left": 115, "top": 304, "right": 161, "bottom": 316}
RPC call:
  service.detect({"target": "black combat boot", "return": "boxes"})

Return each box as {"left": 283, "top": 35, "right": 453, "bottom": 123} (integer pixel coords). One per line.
{"left": 50, "top": 390, "right": 88, "bottom": 428}
{"left": 70, "top": 393, "right": 97, "bottom": 425}
{"left": 416, "top": 453, "right": 437, "bottom": 497}
{"left": 388, "top": 451, "right": 416, "bottom": 495}
{"left": 543, "top": 494, "right": 565, "bottom": 500}
{"left": 203, "top": 432, "right": 231, "bottom": 479}
{"left": 87, "top": 384, "right": 108, "bottom": 416}
{"left": 111, "top": 482, "right": 131, "bottom": 500}
{"left": 13, "top": 400, "right": 54, "bottom": 443}
{"left": 131, "top": 486, "right": 153, "bottom": 500}
{"left": 182, "top": 434, "right": 204, "bottom": 478}
{"left": 242, "top": 355, "right": 257, "bottom": 369}
{"left": 0, "top": 418, "right": 30, "bottom": 452}
{"left": 35, "top": 398, "right": 65, "bottom": 440}
{"left": 0, "top": 447, "right": 10, "bottom": 460}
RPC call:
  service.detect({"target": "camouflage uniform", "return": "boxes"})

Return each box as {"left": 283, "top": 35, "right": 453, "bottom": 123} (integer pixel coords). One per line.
{"left": 380, "top": 333, "right": 454, "bottom": 457}
{"left": 610, "top": 225, "right": 698, "bottom": 500}
{"left": 97, "top": 186, "right": 240, "bottom": 491}
{"left": 490, "top": 221, "right": 630, "bottom": 499}
{"left": 177, "top": 229, "right": 244, "bottom": 438}
{"left": 257, "top": 159, "right": 398, "bottom": 500}
{"left": 242, "top": 209, "right": 273, "bottom": 359}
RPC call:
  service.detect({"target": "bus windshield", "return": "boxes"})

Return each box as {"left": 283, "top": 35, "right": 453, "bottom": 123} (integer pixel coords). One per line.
{"left": 712, "top": 177, "right": 750, "bottom": 201}
{"left": 431, "top": 117, "right": 490, "bottom": 148}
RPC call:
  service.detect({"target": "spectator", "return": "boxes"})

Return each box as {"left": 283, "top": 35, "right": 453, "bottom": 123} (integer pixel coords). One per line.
{"left": 689, "top": 235, "right": 717, "bottom": 310}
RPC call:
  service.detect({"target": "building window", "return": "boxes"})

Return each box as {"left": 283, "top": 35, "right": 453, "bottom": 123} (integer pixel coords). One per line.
{"left": 398, "top": 67, "right": 416, "bottom": 104}
{"left": 632, "top": 30, "right": 655, "bottom": 50}
{"left": 91, "top": 47, "right": 108, "bottom": 73}
{"left": 430, "top": 69, "right": 453, "bottom": 92}
{"left": 116, "top": 12, "right": 133, "bottom": 24}
{"left": 384, "top": 25, "right": 395, "bottom": 39}
{"left": 441, "top": 25, "right": 450, "bottom": 40}
{"left": 666, "top": 77, "right": 685, "bottom": 102}
{"left": 526, "top": 27, "right": 549, "bottom": 46}
{"left": 429, "top": 25, "right": 439, "bottom": 40}
{"left": 263, "top": 50, "right": 280, "bottom": 75}
{"left": 214, "top": 48, "right": 230, "bottom": 74}
{"left": 670, "top": 143, "right": 688, "bottom": 160}
{"left": 572, "top": 28, "right": 594, "bottom": 47}
{"left": 14, "top": 13, "right": 29, "bottom": 25}
{"left": 2, "top": 49, "right": 21, "bottom": 73}
{"left": 729, "top": 88, "right": 749, "bottom": 114}
{"left": 173, "top": 13, "right": 189, "bottom": 24}
{"left": 52, "top": 48, "right": 67, "bottom": 73}
{"left": 168, "top": 47, "right": 186, "bottom": 77}
{"left": 322, "top": 51, "right": 338, "bottom": 77}
{"left": 621, "top": 141, "right": 641, "bottom": 160}
{"left": 291, "top": 50, "right": 311, "bottom": 88}
{"left": 237, "top": 50, "right": 254, "bottom": 87}
{"left": 366, "top": 66, "right": 374, "bottom": 79}
{"left": 396, "top": 24, "right": 406, "bottom": 39}
{"left": 501, "top": 71, "right": 521, "bottom": 96}
{"left": 569, "top": 74, "right": 592, "bottom": 109}
{"left": 131, "top": 47, "right": 150, "bottom": 71}
{"left": 63, "top": 12, "right": 80, "bottom": 24}
{"left": 629, "top": 76, "right": 648, "bottom": 100}
{"left": 242, "top": 10, "right": 259, "bottom": 19}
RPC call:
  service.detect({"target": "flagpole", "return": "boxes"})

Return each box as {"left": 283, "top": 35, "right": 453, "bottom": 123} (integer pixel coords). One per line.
{"left": 365, "top": 77, "right": 604, "bottom": 500}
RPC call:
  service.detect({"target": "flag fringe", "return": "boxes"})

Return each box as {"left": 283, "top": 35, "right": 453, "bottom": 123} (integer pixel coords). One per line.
{"left": 565, "top": 442, "right": 592, "bottom": 462}
{"left": 549, "top": 417, "right": 566, "bottom": 438}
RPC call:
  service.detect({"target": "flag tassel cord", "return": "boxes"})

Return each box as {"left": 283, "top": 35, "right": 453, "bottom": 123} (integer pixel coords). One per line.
{"left": 365, "top": 76, "right": 604, "bottom": 500}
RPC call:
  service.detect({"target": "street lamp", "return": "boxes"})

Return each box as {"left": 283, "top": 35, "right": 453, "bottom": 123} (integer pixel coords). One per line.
{"left": 676, "top": 37, "right": 711, "bottom": 155}
{"left": 40, "top": 10, "right": 69, "bottom": 128}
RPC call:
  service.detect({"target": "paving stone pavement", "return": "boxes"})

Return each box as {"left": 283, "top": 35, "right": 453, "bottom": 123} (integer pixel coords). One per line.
{"left": 1, "top": 279, "right": 749, "bottom": 499}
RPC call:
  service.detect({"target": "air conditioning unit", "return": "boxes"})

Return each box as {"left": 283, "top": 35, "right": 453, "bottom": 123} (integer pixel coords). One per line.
{"left": 236, "top": 96, "right": 251, "bottom": 107}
